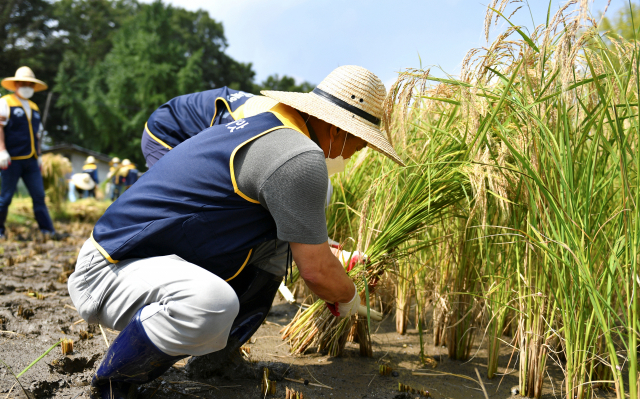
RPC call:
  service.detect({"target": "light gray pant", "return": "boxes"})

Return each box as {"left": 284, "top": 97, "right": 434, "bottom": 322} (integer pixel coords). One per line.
{"left": 68, "top": 240, "right": 240, "bottom": 356}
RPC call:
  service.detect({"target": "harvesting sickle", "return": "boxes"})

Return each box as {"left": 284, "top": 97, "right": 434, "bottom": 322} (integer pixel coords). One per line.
{"left": 67, "top": 65, "right": 404, "bottom": 398}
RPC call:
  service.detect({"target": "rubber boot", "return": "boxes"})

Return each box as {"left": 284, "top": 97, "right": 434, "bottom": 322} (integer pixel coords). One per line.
{"left": 91, "top": 307, "right": 186, "bottom": 399}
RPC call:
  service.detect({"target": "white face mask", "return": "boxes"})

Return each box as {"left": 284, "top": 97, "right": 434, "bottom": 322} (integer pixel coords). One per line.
{"left": 325, "top": 133, "right": 347, "bottom": 176}
{"left": 17, "top": 86, "right": 34, "bottom": 99}
{"left": 326, "top": 156, "right": 345, "bottom": 176}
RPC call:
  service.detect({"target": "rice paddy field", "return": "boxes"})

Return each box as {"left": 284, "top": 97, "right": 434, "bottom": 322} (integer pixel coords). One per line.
{"left": 1, "top": 1, "right": 639, "bottom": 398}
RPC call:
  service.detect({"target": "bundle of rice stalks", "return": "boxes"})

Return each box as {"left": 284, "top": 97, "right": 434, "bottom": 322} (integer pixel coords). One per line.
{"left": 64, "top": 199, "right": 111, "bottom": 223}
{"left": 40, "top": 154, "right": 72, "bottom": 210}
{"left": 282, "top": 130, "right": 470, "bottom": 356}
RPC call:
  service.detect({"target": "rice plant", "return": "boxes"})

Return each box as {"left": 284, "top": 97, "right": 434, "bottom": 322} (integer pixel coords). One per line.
{"left": 283, "top": 3, "right": 640, "bottom": 399}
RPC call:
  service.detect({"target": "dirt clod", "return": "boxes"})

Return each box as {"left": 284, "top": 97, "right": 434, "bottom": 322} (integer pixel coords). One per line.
{"left": 49, "top": 354, "right": 100, "bottom": 375}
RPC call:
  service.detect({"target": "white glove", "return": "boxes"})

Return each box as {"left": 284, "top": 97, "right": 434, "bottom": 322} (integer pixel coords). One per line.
{"left": 38, "top": 156, "right": 42, "bottom": 168}
{"left": 0, "top": 150, "right": 10, "bottom": 170}
{"left": 326, "top": 282, "right": 359, "bottom": 318}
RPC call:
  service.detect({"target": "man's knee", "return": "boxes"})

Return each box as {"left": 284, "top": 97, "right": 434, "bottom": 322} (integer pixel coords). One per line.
{"left": 145, "top": 278, "right": 240, "bottom": 356}
{"left": 186, "top": 281, "right": 240, "bottom": 342}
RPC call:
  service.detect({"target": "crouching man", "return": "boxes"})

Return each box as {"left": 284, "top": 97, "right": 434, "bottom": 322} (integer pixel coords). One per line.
{"left": 67, "top": 66, "right": 404, "bottom": 399}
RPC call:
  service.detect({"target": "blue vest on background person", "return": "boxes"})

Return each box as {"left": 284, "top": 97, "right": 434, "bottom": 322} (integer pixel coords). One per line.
{"left": 2, "top": 94, "right": 40, "bottom": 160}
{"left": 145, "top": 87, "right": 255, "bottom": 150}
{"left": 92, "top": 106, "right": 310, "bottom": 281}
{"left": 82, "top": 163, "right": 99, "bottom": 183}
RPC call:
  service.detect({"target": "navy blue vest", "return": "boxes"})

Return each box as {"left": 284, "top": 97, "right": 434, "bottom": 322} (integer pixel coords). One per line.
{"left": 82, "top": 163, "right": 98, "bottom": 183}
{"left": 145, "top": 87, "right": 254, "bottom": 150}
{"left": 2, "top": 94, "right": 40, "bottom": 159}
{"left": 92, "top": 111, "right": 307, "bottom": 280}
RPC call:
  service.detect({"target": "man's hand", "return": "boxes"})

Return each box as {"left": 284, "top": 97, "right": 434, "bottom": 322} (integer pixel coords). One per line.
{"left": 290, "top": 241, "right": 356, "bottom": 304}
{"left": 0, "top": 150, "right": 10, "bottom": 170}
{"left": 326, "top": 282, "right": 359, "bottom": 318}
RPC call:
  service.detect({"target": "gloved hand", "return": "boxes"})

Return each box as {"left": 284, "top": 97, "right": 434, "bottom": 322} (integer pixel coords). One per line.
{"left": 0, "top": 150, "right": 10, "bottom": 170}
{"left": 38, "top": 156, "right": 42, "bottom": 168}
{"left": 336, "top": 249, "right": 368, "bottom": 272}
{"left": 326, "top": 282, "right": 359, "bottom": 318}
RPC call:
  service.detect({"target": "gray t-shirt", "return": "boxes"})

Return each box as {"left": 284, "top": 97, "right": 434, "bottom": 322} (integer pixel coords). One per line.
{"left": 234, "top": 128, "right": 329, "bottom": 243}
{"left": 233, "top": 128, "right": 329, "bottom": 276}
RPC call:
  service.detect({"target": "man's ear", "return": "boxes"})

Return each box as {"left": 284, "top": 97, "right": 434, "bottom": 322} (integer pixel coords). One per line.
{"left": 329, "top": 125, "right": 340, "bottom": 139}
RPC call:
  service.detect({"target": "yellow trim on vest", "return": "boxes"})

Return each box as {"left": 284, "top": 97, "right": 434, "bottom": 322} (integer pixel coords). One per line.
{"left": 230, "top": 104, "right": 245, "bottom": 120}
{"left": 29, "top": 100, "right": 39, "bottom": 112}
{"left": 90, "top": 231, "right": 120, "bottom": 264}
{"left": 4, "top": 94, "right": 37, "bottom": 160}
{"left": 116, "top": 163, "right": 136, "bottom": 178}
{"left": 225, "top": 249, "right": 253, "bottom": 282}
{"left": 268, "top": 103, "right": 310, "bottom": 138}
{"left": 210, "top": 97, "right": 233, "bottom": 126}
{"left": 145, "top": 122, "right": 173, "bottom": 150}
{"left": 229, "top": 108, "right": 311, "bottom": 203}
{"left": 83, "top": 163, "right": 97, "bottom": 170}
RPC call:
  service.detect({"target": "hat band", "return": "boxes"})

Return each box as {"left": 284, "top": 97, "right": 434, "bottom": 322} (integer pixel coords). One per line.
{"left": 312, "top": 88, "right": 381, "bottom": 126}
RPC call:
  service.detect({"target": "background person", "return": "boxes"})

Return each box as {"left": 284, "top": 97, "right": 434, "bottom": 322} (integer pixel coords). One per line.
{"left": 0, "top": 66, "right": 57, "bottom": 239}
{"left": 70, "top": 172, "right": 96, "bottom": 199}
{"left": 113, "top": 159, "right": 137, "bottom": 199}
{"left": 80, "top": 156, "right": 98, "bottom": 198}
{"left": 105, "top": 156, "right": 120, "bottom": 200}
{"left": 68, "top": 65, "right": 404, "bottom": 398}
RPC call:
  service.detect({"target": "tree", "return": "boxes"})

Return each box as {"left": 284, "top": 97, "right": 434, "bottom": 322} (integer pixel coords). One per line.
{"left": 254, "top": 74, "right": 314, "bottom": 93}
{"left": 600, "top": 3, "right": 640, "bottom": 41}
{"left": 54, "top": 0, "right": 256, "bottom": 166}
{"left": 2, "top": 0, "right": 314, "bottom": 167}
{"left": 0, "top": 0, "right": 65, "bottom": 132}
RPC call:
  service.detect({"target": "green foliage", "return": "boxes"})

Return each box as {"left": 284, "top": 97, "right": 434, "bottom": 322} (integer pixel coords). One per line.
{"left": 254, "top": 74, "right": 314, "bottom": 93}
{"left": 600, "top": 2, "right": 640, "bottom": 41}
{"left": 1, "top": 0, "right": 313, "bottom": 168}
{"left": 52, "top": 0, "right": 256, "bottom": 166}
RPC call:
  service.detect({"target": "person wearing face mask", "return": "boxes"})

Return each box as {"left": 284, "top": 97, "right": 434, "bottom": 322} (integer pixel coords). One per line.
{"left": 67, "top": 66, "right": 405, "bottom": 399}
{"left": 0, "top": 67, "right": 57, "bottom": 239}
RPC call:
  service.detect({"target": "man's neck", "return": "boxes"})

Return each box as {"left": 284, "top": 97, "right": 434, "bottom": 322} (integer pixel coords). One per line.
{"left": 303, "top": 114, "right": 321, "bottom": 147}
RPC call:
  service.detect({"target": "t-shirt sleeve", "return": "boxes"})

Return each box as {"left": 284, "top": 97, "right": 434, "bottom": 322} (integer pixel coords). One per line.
{"left": 259, "top": 150, "right": 329, "bottom": 244}
{"left": 0, "top": 98, "right": 9, "bottom": 126}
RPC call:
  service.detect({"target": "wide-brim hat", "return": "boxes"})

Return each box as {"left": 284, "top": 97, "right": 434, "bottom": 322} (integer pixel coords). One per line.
{"left": 261, "top": 65, "right": 405, "bottom": 166}
{"left": 72, "top": 173, "right": 95, "bottom": 191}
{"left": 242, "top": 96, "right": 279, "bottom": 118}
{"left": 1, "top": 66, "right": 48, "bottom": 92}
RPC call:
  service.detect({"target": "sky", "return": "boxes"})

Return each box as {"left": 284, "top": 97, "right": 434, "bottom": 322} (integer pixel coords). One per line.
{"left": 140, "top": 0, "right": 628, "bottom": 89}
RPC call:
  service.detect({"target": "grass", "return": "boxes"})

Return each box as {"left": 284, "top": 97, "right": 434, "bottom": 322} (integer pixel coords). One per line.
{"left": 7, "top": 196, "right": 111, "bottom": 225}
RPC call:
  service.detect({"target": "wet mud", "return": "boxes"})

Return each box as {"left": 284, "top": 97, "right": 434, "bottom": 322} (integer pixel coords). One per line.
{"left": 0, "top": 223, "right": 612, "bottom": 399}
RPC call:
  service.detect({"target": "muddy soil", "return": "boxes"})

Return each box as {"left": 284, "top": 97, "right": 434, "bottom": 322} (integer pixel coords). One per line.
{"left": 0, "top": 222, "right": 612, "bottom": 399}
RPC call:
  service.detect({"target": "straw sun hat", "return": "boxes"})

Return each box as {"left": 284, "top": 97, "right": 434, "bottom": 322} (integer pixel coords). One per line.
{"left": 261, "top": 65, "right": 405, "bottom": 166}
{"left": 72, "top": 173, "right": 96, "bottom": 191}
{"left": 1, "top": 67, "right": 48, "bottom": 92}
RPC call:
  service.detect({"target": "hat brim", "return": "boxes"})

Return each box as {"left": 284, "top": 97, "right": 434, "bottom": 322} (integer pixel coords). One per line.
{"left": 72, "top": 173, "right": 96, "bottom": 191}
{"left": 1, "top": 77, "right": 48, "bottom": 93}
{"left": 261, "top": 90, "right": 405, "bottom": 166}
